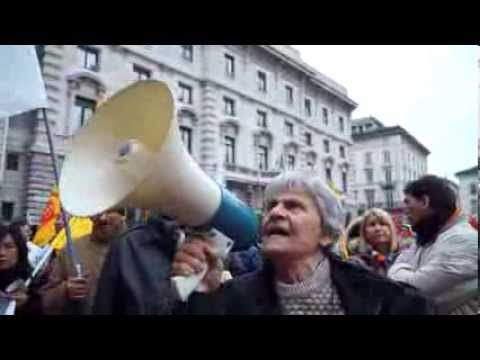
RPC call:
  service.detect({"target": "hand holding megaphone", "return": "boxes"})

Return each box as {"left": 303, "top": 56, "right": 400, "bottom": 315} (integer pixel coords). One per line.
{"left": 172, "top": 230, "right": 233, "bottom": 301}
{"left": 171, "top": 229, "right": 233, "bottom": 301}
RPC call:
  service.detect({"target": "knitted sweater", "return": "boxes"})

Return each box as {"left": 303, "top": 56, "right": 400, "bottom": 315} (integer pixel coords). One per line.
{"left": 275, "top": 257, "right": 345, "bottom": 315}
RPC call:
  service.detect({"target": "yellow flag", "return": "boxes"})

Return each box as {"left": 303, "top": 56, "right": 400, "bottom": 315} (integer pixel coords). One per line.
{"left": 50, "top": 217, "right": 93, "bottom": 251}
{"left": 328, "top": 180, "right": 344, "bottom": 199}
{"left": 32, "top": 186, "right": 61, "bottom": 246}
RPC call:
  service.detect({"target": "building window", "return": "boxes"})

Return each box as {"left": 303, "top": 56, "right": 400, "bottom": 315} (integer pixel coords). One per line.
{"left": 257, "top": 110, "right": 267, "bottom": 128}
{"left": 470, "top": 183, "right": 477, "bottom": 196}
{"left": 307, "top": 160, "right": 314, "bottom": 171}
{"left": 342, "top": 172, "right": 347, "bottom": 193}
{"left": 326, "top": 168, "right": 332, "bottom": 183}
{"left": 285, "top": 121, "right": 294, "bottom": 137}
{"left": 365, "top": 169, "right": 374, "bottom": 184}
{"left": 285, "top": 85, "right": 293, "bottom": 105}
{"left": 180, "top": 126, "right": 192, "bottom": 154}
{"left": 305, "top": 98, "right": 312, "bottom": 117}
{"left": 77, "top": 45, "right": 99, "bottom": 71}
{"left": 365, "top": 189, "right": 375, "bottom": 208}
{"left": 339, "top": 116, "right": 345, "bottom": 132}
{"left": 304, "top": 132, "right": 312, "bottom": 146}
{"left": 178, "top": 82, "right": 193, "bottom": 105}
{"left": 225, "top": 54, "right": 235, "bottom": 78}
{"left": 385, "top": 167, "right": 392, "bottom": 183}
{"left": 365, "top": 152, "right": 372, "bottom": 165}
{"left": 287, "top": 154, "right": 295, "bottom": 170}
{"left": 322, "top": 108, "right": 329, "bottom": 125}
{"left": 224, "top": 136, "right": 236, "bottom": 164}
{"left": 323, "top": 139, "right": 330, "bottom": 153}
{"left": 257, "top": 145, "right": 268, "bottom": 171}
{"left": 257, "top": 71, "right": 267, "bottom": 92}
{"left": 339, "top": 145, "right": 346, "bottom": 159}
{"left": 133, "top": 64, "right": 151, "bottom": 80}
{"left": 223, "top": 97, "right": 235, "bottom": 116}
{"left": 6, "top": 153, "right": 19, "bottom": 171}
{"left": 1, "top": 201, "right": 14, "bottom": 222}
{"left": 383, "top": 150, "right": 391, "bottom": 164}
{"left": 181, "top": 45, "right": 193, "bottom": 62}
{"left": 73, "top": 96, "right": 96, "bottom": 132}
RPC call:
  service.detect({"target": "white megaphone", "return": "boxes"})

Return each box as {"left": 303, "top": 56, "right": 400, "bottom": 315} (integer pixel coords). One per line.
{"left": 59, "top": 80, "right": 258, "bottom": 301}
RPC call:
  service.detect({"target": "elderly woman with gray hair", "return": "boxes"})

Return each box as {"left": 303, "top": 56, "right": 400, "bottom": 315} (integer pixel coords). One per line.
{"left": 172, "top": 171, "right": 433, "bottom": 315}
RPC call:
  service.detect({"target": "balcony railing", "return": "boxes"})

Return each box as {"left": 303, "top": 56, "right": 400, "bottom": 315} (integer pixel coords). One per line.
{"left": 224, "top": 163, "right": 281, "bottom": 178}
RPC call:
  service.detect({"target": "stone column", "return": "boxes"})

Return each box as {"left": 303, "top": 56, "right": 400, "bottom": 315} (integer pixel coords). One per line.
{"left": 199, "top": 81, "right": 221, "bottom": 182}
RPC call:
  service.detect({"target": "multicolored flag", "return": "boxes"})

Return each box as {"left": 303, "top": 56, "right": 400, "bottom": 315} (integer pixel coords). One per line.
{"left": 32, "top": 186, "right": 61, "bottom": 246}
{"left": 50, "top": 216, "right": 93, "bottom": 251}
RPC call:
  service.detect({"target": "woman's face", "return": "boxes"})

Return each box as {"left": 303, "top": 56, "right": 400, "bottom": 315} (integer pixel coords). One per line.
{"left": 0, "top": 234, "right": 19, "bottom": 271}
{"left": 363, "top": 215, "right": 392, "bottom": 249}
{"left": 261, "top": 189, "right": 324, "bottom": 261}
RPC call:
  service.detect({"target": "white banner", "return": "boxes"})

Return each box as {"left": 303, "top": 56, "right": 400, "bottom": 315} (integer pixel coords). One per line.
{"left": 0, "top": 45, "right": 48, "bottom": 118}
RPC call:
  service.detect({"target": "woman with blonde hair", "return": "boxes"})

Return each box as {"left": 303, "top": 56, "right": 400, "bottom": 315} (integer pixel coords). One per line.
{"left": 344, "top": 208, "right": 399, "bottom": 276}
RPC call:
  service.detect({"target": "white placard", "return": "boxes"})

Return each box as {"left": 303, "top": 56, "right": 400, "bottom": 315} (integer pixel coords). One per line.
{"left": 0, "top": 45, "right": 48, "bottom": 118}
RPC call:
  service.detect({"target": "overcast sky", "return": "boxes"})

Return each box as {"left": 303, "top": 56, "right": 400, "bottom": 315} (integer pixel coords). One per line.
{"left": 294, "top": 45, "right": 478, "bottom": 182}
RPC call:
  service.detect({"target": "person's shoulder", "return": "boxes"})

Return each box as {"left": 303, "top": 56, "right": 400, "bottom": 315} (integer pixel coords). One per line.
{"left": 331, "top": 254, "right": 427, "bottom": 299}
{"left": 437, "top": 220, "right": 478, "bottom": 249}
{"left": 334, "top": 255, "right": 434, "bottom": 314}
{"left": 223, "top": 267, "right": 267, "bottom": 293}
{"left": 117, "top": 220, "right": 168, "bottom": 245}
{"left": 112, "top": 220, "right": 178, "bottom": 260}
{"left": 442, "top": 218, "right": 477, "bottom": 238}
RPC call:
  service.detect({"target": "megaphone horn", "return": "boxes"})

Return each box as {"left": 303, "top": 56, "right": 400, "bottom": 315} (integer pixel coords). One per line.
{"left": 59, "top": 79, "right": 258, "bottom": 269}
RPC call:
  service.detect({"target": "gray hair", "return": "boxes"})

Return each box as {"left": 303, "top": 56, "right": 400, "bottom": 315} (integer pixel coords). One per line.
{"left": 264, "top": 170, "right": 346, "bottom": 240}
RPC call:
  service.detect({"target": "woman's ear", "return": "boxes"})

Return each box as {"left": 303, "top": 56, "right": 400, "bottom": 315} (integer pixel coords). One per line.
{"left": 319, "top": 234, "right": 333, "bottom": 247}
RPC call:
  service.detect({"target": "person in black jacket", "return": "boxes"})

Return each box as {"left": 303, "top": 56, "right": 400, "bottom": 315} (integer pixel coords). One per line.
{"left": 172, "top": 170, "right": 435, "bottom": 315}
{"left": 93, "top": 215, "right": 181, "bottom": 315}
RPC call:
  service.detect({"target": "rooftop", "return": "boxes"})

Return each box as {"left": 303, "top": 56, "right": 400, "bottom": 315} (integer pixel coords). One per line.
{"left": 352, "top": 116, "right": 385, "bottom": 128}
{"left": 352, "top": 125, "right": 430, "bottom": 155}
{"left": 262, "top": 45, "right": 358, "bottom": 109}
{"left": 455, "top": 166, "right": 478, "bottom": 177}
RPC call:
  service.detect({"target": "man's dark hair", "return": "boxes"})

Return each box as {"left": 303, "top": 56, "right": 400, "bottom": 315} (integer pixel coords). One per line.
{"left": 404, "top": 175, "right": 457, "bottom": 215}
{"left": 404, "top": 175, "right": 458, "bottom": 245}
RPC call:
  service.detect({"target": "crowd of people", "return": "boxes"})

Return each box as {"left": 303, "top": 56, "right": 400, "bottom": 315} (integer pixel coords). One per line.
{"left": 0, "top": 172, "right": 477, "bottom": 315}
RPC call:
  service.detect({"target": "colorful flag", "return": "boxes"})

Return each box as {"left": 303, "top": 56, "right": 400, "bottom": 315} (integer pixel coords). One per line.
{"left": 328, "top": 180, "right": 344, "bottom": 199}
{"left": 0, "top": 45, "right": 48, "bottom": 118}
{"left": 50, "top": 217, "right": 93, "bottom": 251}
{"left": 32, "top": 186, "right": 61, "bottom": 246}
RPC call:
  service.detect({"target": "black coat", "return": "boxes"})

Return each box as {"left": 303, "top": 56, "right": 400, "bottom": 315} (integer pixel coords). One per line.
{"left": 93, "top": 217, "right": 434, "bottom": 315}
{"left": 185, "top": 254, "right": 435, "bottom": 315}
{"left": 93, "top": 217, "right": 180, "bottom": 315}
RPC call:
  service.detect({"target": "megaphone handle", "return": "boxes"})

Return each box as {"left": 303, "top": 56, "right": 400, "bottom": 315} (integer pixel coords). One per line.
{"left": 171, "top": 229, "right": 233, "bottom": 302}
{"left": 171, "top": 269, "right": 207, "bottom": 302}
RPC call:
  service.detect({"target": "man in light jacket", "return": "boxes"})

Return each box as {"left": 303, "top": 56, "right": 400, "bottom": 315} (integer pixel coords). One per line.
{"left": 388, "top": 175, "right": 478, "bottom": 314}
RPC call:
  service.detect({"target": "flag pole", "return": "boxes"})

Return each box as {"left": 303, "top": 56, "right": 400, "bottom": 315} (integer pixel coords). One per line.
{"left": 40, "top": 108, "right": 82, "bottom": 277}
